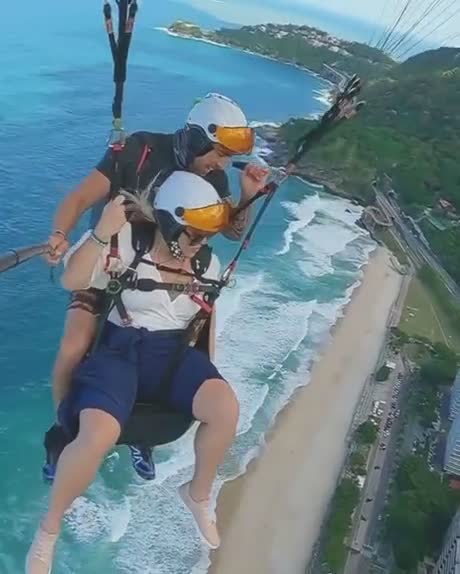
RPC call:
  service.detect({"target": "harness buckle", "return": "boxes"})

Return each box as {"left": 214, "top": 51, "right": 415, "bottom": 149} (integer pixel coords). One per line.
{"left": 106, "top": 278, "right": 123, "bottom": 296}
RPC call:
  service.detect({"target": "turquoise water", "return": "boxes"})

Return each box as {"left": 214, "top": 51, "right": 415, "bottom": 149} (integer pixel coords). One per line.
{"left": 0, "top": 2, "right": 375, "bottom": 572}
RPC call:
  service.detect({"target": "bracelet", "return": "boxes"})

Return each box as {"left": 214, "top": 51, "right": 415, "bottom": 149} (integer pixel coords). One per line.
{"left": 89, "top": 230, "right": 109, "bottom": 247}
{"left": 53, "top": 229, "right": 68, "bottom": 241}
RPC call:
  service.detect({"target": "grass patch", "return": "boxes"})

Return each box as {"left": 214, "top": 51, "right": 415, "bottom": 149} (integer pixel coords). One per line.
{"left": 379, "top": 229, "right": 409, "bottom": 266}
{"left": 399, "top": 278, "right": 460, "bottom": 352}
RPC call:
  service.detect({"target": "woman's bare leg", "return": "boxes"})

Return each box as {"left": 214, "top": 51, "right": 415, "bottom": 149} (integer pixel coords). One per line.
{"left": 179, "top": 378, "right": 239, "bottom": 549}
{"left": 190, "top": 379, "right": 239, "bottom": 501}
{"left": 26, "top": 409, "right": 120, "bottom": 573}
{"left": 52, "top": 308, "right": 98, "bottom": 410}
{"left": 42, "top": 408, "right": 120, "bottom": 533}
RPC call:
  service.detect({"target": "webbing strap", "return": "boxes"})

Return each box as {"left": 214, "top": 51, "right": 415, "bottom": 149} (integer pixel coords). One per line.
{"left": 103, "top": 0, "right": 138, "bottom": 123}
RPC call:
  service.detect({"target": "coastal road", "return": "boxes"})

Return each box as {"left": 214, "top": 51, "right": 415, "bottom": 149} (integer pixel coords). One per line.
{"left": 344, "top": 355, "right": 407, "bottom": 574}
{"left": 375, "top": 191, "right": 460, "bottom": 302}
{"left": 366, "top": 362, "right": 411, "bottom": 550}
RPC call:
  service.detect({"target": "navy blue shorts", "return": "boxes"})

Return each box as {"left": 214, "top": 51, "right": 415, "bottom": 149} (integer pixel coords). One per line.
{"left": 58, "top": 323, "right": 224, "bottom": 435}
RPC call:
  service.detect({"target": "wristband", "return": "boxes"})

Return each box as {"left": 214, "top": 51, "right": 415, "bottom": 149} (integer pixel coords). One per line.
{"left": 89, "top": 230, "right": 109, "bottom": 247}
{"left": 53, "top": 229, "right": 68, "bottom": 241}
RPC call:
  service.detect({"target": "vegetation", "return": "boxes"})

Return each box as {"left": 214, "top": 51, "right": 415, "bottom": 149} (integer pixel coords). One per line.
{"left": 355, "top": 420, "right": 379, "bottom": 446}
{"left": 376, "top": 365, "right": 391, "bottom": 382}
{"left": 323, "top": 477, "right": 360, "bottom": 573}
{"left": 406, "top": 342, "right": 457, "bottom": 429}
{"left": 169, "top": 21, "right": 393, "bottom": 80}
{"left": 399, "top": 274, "right": 460, "bottom": 352}
{"left": 280, "top": 47, "right": 460, "bottom": 277}
{"left": 171, "top": 23, "right": 460, "bottom": 272}
{"left": 418, "top": 265, "right": 460, "bottom": 327}
{"left": 386, "top": 455, "right": 459, "bottom": 571}
{"left": 350, "top": 451, "right": 367, "bottom": 476}
{"left": 378, "top": 229, "right": 410, "bottom": 266}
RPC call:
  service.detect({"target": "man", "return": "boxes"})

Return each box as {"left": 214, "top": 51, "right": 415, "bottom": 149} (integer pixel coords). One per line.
{"left": 45, "top": 92, "right": 268, "bottom": 481}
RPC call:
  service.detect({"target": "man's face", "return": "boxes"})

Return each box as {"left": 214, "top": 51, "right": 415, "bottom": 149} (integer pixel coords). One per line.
{"left": 189, "top": 144, "right": 234, "bottom": 176}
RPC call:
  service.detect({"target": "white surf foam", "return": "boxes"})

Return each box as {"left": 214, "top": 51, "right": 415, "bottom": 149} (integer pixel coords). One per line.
{"left": 249, "top": 120, "right": 282, "bottom": 128}
{"left": 65, "top": 496, "right": 130, "bottom": 544}
{"left": 295, "top": 194, "right": 367, "bottom": 277}
{"left": 277, "top": 194, "right": 321, "bottom": 256}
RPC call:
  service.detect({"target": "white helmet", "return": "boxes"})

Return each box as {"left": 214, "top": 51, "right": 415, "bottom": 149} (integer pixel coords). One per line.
{"left": 185, "top": 93, "right": 254, "bottom": 155}
{"left": 154, "top": 171, "right": 231, "bottom": 258}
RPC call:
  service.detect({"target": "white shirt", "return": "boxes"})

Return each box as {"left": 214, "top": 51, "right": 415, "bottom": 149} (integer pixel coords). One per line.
{"left": 65, "top": 224, "right": 221, "bottom": 331}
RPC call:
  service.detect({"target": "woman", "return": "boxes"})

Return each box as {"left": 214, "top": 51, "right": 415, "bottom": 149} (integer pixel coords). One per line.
{"left": 27, "top": 171, "right": 239, "bottom": 573}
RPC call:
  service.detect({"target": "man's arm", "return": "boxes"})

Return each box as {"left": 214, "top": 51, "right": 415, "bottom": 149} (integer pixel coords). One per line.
{"left": 46, "top": 132, "right": 143, "bottom": 263}
{"left": 46, "top": 170, "right": 111, "bottom": 264}
{"left": 221, "top": 164, "right": 269, "bottom": 241}
{"left": 52, "top": 170, "right": 111, "bottom": 236}
{"left": 205, "top": 169, "right": 254, "bottom": 242}
{"left": 222, "top": 199, "right": 251, "bottom": 241}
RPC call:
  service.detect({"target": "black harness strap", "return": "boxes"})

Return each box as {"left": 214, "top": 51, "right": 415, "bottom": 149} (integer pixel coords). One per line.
{"left": 103, "top": 0, "right": 138, "bottom": 128}
{"left": 103, "top": 1, "right": 139, "bottom": 274}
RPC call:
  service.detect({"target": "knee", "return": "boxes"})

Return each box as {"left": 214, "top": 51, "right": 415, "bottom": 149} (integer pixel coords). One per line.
{"left": 195, "top": 379, "right": 240, "bottom": 429}
{"left": 76, "top": 410, "right": 120, "bottom": 457}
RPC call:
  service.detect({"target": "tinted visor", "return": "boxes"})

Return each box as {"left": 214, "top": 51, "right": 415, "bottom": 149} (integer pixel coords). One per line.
{"left": 181, "top": 202, "right": 232, "bottom": 233}
{"left": 214, "top": 126, "right": 255, "bottom": 155}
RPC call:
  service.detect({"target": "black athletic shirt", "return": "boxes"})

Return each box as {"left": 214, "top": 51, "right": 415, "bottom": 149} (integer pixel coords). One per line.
{"left": 95, "top": 131, "right": 231, "bottom": 199}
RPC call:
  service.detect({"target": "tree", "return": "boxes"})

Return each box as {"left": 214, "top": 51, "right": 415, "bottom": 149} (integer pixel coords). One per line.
{"left": 323, "top": 478, "right": 360, "bottom": 573}
{"left": 419, "top": 357, "right": 457, "bottom": 387}
{"left": 387, "top": 455, "right": 460, "bottom": 568}
{"left": 355, "top": 420, "right": 378, "bottom": 445}
{"left": 350, "top": 451, "right": 367, "bottom": 476}
{"left": 376, "top": 365, "right": 391, "bottom": 381}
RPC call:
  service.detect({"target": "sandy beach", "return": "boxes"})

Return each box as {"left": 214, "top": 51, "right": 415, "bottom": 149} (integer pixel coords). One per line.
{"left": 209, "top": 247, "right": 403, "bottom": 574}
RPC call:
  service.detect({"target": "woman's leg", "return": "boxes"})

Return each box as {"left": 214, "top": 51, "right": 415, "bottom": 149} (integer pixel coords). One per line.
{"left": 43, "top": 408, "right": 121, "bottom": 533}
{"left": 26, "top": 409, "right": 120, "bottom": 574}
{"left": 179, "top": 378, "right": 238, "bottom": 549}
{"left": 190, "top": 379, "right": 239, "bottom": 502}
{"left": 52, "top": 307, "right": 98, "bottom": 410}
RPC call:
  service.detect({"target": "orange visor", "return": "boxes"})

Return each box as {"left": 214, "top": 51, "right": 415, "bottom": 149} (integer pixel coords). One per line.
{"left": 181, "top": 202, "right": 233, "bottom": 233}
{"left": 214, "top": 126, "right": 255, "bottom": 155}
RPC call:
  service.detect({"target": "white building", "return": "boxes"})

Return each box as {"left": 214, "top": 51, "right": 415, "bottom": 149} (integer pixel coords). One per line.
{"left": 450, "top": 371, "right": 460, "bottom": 421}
{"left": 434, "top": 508, "right": 460, "bottom": 573}
{"left": 445, "top": 413, "right": 460, "bottom": 477}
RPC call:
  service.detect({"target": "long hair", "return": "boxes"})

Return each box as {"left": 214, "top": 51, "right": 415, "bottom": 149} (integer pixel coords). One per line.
{"left": 121, "top": 187, "right": 156, "bottom": 223}
{"left": 119, "top": 170, "right": 166, "bottom": 223}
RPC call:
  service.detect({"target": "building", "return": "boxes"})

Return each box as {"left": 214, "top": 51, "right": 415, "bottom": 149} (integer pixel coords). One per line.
{"left": 445, "top": 413, "right": 460, "bottom": 477}
{"left": 450, "top": 371, "right": 460, "bottom": 421}
{"left": 433, "top": 508, "right": 460, "bottom": 573}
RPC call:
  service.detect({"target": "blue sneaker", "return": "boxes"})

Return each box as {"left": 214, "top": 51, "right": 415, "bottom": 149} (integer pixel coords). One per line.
{"left": 42, "top": 460, "right": 56, "bottom": 484}
{"left": 43, "top": 424, "right": 69, "bottom": 484}
{"left": 129, "top": 445, "right": 156, "bottom": 481}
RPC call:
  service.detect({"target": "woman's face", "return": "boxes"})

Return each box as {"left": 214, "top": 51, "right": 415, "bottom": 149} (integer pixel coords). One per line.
{"left": 177, "top": 227, "right": 211, "bottom": 259}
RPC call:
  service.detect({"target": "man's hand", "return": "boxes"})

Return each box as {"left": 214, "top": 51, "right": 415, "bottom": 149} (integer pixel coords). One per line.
{"left": 94, "top": 196, "right": 128, "bottom": 242}
{"left": 45, "top": 231, "right": 70, "bottom": 265}
{"left": 240, "top": 164, "right": 270, "bottom": 201}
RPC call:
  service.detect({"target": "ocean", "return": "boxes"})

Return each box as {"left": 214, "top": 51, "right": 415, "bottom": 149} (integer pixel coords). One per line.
{"left": 0, "top": 1, "right": 375, "bottom": 572}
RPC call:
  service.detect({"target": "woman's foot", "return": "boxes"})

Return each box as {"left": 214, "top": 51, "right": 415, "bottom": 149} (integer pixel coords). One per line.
{"left": 178, "top": 482, "right": 220, "bottom": 549}
{"left": 25, "top": 525, "right": 58, "bottom": 574}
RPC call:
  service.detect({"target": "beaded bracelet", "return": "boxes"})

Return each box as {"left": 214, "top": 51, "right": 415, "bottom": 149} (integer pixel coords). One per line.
{"left": 89, "top": 230, "right": 109, "bottom": 247}
{"left": 53, "top": 229, "right": 68, "bottom": 241}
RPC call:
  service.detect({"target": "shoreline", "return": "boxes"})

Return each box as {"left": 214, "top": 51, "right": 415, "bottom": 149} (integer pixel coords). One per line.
{"left": 253, "top": 123, "right": 364, "bottom": 205}
{"left": 208, "top": 247, "right": 403, "bottom": 574}
{"left": 156, "top": 26, "right": 336, "bottom": 97}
